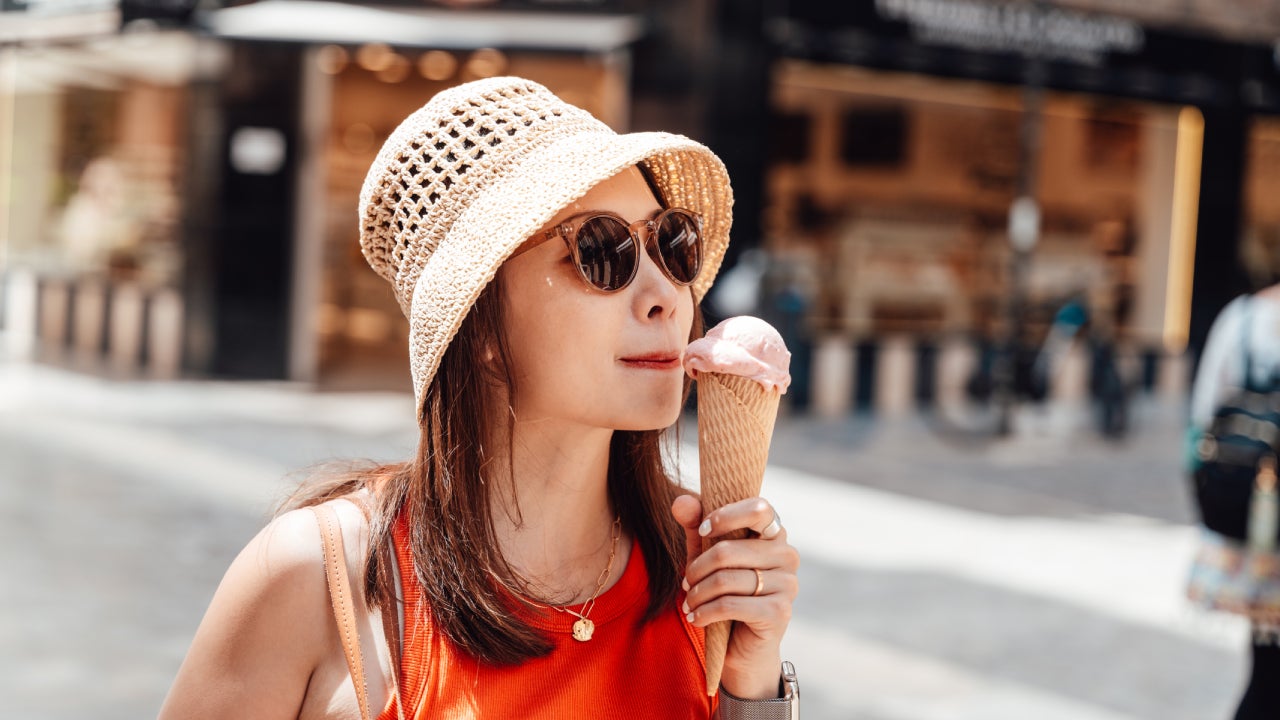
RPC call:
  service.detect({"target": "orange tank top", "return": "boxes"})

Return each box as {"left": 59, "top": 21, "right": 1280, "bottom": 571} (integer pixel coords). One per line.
{"left": 377, "top": 511, "right": 717, "bottom": 719}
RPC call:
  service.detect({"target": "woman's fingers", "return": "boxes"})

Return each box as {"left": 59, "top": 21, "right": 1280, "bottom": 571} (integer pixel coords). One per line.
{"left": 684, "top": 585, "right": 795, "bottom": 629}
{"left": 670, "top": 494, "right": 705, "bottom": 568}
{"left": 671, "top": 494, "right": 704, "bottom": 529}
{"left": 682, "top": 566, "right": 794, "bottom": 610}
{"left": 672, "top": 494, "right": 799, "bottom": 633}
{"left": 698, "top": 497, "right": 785, "bottom": 541}
{"left": 680, "top": 538, "right": 798, "bottom": 594}
{"left": 682, "top": 566, "right": 798, "bottom": 626}
{"left": 682, "top": 568, "right": 763, "bottom": 612}
{"left": 676, "top": 495, "right": 799, "bottom": 696}
{"left": 684, "top": 536, "right": 799, "bottom": 589}
{"left": 681, "top": 538, "right": 801, "bottom": 627}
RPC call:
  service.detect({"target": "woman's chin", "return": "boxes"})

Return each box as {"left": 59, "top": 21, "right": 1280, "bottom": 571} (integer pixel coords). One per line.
{"left": 607, "top": 404, "right": 683, "bottom": 432}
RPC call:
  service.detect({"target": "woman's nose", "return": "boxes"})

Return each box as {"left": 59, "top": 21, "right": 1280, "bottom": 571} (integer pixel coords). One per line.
{"left": 631, "top": 228, "right": 680, "bottom": 319}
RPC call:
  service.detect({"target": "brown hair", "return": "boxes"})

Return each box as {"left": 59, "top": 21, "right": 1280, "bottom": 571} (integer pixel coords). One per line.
{"left": 280, "top": 271, "right": 702, "bottom": 665}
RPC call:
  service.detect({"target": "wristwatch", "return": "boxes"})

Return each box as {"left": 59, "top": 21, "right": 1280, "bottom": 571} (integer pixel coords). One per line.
{"left": 717, "top": 661, "right": 800, "bottom": 720}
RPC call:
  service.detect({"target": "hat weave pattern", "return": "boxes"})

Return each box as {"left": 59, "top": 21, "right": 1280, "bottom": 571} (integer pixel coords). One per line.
{"left": 361, "top": 79, "right": 598, "bottom": 317}
{"left": 358, "top": 77, "right": 733, "bottom": 419}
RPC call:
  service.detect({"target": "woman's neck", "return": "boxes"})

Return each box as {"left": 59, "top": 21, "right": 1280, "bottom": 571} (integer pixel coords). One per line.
{"left": 487, "top": 418, "right": 628, "bottom": 604}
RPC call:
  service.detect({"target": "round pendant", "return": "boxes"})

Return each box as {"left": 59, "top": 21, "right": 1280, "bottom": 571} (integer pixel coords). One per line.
{"left": 572, "top": 618, "right": 595, "bottom": 642}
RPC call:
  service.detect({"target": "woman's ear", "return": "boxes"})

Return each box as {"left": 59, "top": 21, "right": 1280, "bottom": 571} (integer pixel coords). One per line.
{"left": 479, "top": 341, "right": 506, "bottom": 387}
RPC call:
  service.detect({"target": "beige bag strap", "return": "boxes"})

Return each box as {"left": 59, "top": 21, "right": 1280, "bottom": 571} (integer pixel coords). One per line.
{"left": 312, "top": 503, "right": 374, "bottom": 720}
{"left": 376, "top": 538, "right": 408, "bottom": 720}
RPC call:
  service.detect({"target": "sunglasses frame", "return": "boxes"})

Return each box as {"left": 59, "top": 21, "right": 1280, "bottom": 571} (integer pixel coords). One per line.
{"left": 530, "top": 207, "right": 705, "bottom": 293}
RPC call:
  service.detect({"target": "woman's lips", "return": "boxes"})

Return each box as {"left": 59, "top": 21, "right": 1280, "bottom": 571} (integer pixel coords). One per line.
{"left": 620, "top": 354, "right": 682, "bottom": 371}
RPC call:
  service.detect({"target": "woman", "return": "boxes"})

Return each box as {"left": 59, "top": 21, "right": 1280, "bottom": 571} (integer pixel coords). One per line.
{"left": 1188, "top": 286, "right": 1280, "bottom": 720}
{"left": 159, "top": 77, "right": 800, "bottom": 719}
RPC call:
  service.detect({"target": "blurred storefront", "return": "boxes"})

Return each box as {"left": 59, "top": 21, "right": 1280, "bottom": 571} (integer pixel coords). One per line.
{"left": 1, "top": 2, "right": 205, "bottom": 377}
{"left": 194, "top": 2, "right": 648, "bottom": 389}
{"left": 0, "top": 0, "right": 662, "bottom": 390}
{"left": 310, "top": 39, "right": 637, "bottom": 389}
{"left": 7, "top": 0, "right": 1280, "bottom": 415}
{"left": 757, "top": 0, "right": 1280, "bottom": 414}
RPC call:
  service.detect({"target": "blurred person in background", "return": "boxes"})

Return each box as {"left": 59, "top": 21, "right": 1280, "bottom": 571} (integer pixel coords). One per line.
{"left": 158, "top": 78, "right": 799, "bottom": 719}
{"left": 1187, "top": 281, "right": 1280, "bottom": 720}
{"left": 58, "top": 157, "right": 136, "bottom": 274}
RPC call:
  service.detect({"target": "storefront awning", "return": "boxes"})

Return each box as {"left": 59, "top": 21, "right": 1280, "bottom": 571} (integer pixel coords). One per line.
{"left": 0, "top": 9, "right": 119, "bottom": 45}
{"left": 200, "top": 0, "right": 645, "bottom": 53}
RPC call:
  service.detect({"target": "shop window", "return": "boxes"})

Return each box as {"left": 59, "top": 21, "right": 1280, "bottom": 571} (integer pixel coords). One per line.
{"left": 965, "top": 111, "right": 1020, "bottom": 193}
{"left": 794, "top": 192, "right": 832, "bottom": 232}
{"left": 840, "top": 106, "right": 907, "bottom": 168}
{"left": 769, "top": 111, "right": 811, "bottom": 165}
{"left": 1085, "top": 114, "right": 1140, "bottom": 173}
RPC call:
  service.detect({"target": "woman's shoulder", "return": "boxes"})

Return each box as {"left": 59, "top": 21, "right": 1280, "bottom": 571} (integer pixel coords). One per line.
{"left": 212, "top": 499, "right": 374, "bottom": 664}
{"left": 1248, "top": 289, "right": 1280, "bottom": 326}
{"left": 158, "top": 500, "right": 369, "bottom": 718}
{"left": 258, "top": 498, "right": 373, "bottom": 584}
{"left": 1202, "top": 295, "right": 1250, "bottom": 348}
{"left": 1219, "top": 292, "right": 1280, "bottom": 348}
{"left": 1255, "top": 283, "right": 1280, "bottom": 305}
{"left": 213, "top": 497, "right": 374, "bottom": 639}
{"left": 1217, "top": 294, "right": 1251, "bottom": 321}
{"left": 220, "top": 504, "right": 341, "bottom": 623}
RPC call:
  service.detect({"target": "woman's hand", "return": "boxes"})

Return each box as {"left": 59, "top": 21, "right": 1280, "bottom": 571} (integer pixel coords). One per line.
{"left": 671, "top": 494, "right": 800, "bottom": 700}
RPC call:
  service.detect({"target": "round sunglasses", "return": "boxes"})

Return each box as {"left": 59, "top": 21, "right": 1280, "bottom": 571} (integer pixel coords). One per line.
{"left": 518, "top": 208, "right": 704, "bottom": 293}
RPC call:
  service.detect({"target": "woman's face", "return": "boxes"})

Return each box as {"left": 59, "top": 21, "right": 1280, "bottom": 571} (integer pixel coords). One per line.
{"left": 498, "top": 166, "right": 695, "bottom": 432}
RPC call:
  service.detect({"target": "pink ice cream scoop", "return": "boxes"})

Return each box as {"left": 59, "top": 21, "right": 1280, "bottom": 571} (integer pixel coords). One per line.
{"left": 683, "top": 316, "right": 792, "bottom": 393}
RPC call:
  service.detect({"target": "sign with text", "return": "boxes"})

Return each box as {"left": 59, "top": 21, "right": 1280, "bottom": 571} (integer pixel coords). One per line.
{"left": 876, "top": 0, "right": 1144, "bottom": 66}
{"left": 2, "top": 0, "right": 115, "bottom": 14}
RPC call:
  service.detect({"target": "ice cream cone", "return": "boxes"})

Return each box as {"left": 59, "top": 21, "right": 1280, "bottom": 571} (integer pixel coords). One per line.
{"left": 696, "top": 371, "right": 781, "bottom": 696}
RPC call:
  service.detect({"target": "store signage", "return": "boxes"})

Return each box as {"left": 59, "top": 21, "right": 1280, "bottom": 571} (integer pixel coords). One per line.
{"left": 1, "top": 0, "right": 119, "bottom": 43}
{"left": 875, "top": 0, "right": 1144, "bottom": 66}
{"left": 349, "top": 0, "right": 621, "bottom": 9}
{"left": 2, "top": 0, "right": 115, "bottom": 14}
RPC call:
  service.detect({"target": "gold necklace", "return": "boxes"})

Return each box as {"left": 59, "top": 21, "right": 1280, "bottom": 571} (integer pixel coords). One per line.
{"left": 543, "top": 516, "right": 622, "bottom": 642}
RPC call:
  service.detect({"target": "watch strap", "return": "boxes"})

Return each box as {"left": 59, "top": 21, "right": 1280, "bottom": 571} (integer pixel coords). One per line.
{"left": 717, "top": 661, "right": 799, "bottom": 720}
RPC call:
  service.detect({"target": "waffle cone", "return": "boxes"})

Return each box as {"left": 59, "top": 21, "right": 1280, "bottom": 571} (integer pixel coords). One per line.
{"left": 695, "top": 372, "right": 781, "bottom": 696}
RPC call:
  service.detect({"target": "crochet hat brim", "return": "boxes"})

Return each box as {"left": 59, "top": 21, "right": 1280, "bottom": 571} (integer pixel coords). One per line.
{"left": 408, "top": 128, "right": 733, "bottom": 420}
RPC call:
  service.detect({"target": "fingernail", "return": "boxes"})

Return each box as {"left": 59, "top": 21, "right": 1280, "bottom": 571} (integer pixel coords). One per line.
{"left": 698, "top": 519, "right": 711, "bottom": 536}
{"left": 682, "top": 600, "right": 690, "bottom": 614}
{"left": 682, "top": 577, "right": 690, "bottom": 592}
{"left": 686, "top": 611, "right": 696, "bottom": 623}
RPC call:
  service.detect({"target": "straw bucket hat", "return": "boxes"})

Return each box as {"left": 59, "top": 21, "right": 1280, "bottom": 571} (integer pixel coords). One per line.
{"left": 358, "top": 76, "right": 734, "bottom": 420}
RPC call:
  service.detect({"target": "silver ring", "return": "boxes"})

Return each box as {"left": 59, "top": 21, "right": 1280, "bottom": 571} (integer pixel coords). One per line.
{"left": 760, "top": 512, "right": 783, "bottom": 540}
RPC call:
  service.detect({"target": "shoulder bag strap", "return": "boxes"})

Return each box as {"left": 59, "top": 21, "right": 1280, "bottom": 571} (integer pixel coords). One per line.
{"left": 376, "top": 538, "right": 408, "bottom": 720}
{"left": 312, "top": 503, "right": 374, "bottom": 720}
{"left": 1242, "top": 295, "right": 1255, "bottom": 391}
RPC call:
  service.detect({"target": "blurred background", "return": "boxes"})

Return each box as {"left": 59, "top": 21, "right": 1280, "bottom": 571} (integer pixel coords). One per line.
{"left": 3, "top": 0, "right": 1280, "bottom": 718}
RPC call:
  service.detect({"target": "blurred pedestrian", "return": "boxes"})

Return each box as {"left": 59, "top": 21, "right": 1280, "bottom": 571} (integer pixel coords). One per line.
{"left": 159, "top": 78, "right": 799, "bottom": 719}
{"left": 1030, "top": 291, "right": 1129, "bottom": 437}
{"left": 1187, "top": 285, "right": 1280, "bottom": 720}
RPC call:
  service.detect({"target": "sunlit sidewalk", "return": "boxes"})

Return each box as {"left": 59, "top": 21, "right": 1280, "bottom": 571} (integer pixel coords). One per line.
{"left": 0, "top": 361, "right": 1248, "bottom": 720}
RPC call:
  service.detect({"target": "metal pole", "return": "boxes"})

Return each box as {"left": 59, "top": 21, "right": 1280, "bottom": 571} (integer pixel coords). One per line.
{"left": 0, "top": 44, "right": 16, "bottom": 274}
{"left": 994, "top": 0, "right": 1046, "bottom": 436}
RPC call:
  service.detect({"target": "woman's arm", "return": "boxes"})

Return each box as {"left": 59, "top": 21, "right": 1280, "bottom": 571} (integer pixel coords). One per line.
{"left": 158, "top": 509, "right": 333, "bottom": 720}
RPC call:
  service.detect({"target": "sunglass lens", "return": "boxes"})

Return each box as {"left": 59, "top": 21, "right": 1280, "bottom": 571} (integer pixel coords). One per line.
{"left": 577, "top": 216, "right": 636, "bottom": 291}
{"left": 655, "top": 210, "right": 701, "bottom": 285}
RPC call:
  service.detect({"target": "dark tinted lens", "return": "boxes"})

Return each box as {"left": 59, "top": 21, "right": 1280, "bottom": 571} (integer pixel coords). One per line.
{"left": 576, "top": 216, "right": 636, "bottom": 291}
{"left": 654, "top": 210, "right": 702, "bottom": 285}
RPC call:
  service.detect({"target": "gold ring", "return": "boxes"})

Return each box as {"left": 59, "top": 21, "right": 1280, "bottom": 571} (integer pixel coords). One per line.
{"left": 752, "top": 568, "right": 764, "bottom": 597}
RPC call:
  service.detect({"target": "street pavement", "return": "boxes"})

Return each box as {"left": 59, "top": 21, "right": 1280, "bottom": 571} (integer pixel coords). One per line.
{"left": 0, "top": 361, "right": 1251, "bottom": 720}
